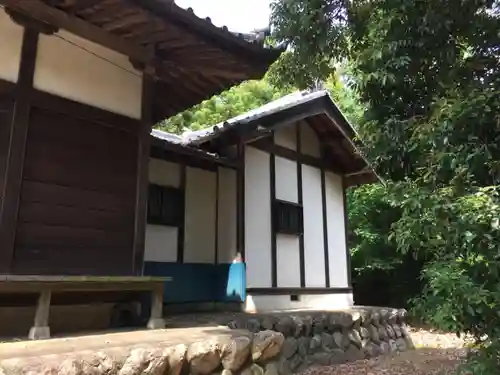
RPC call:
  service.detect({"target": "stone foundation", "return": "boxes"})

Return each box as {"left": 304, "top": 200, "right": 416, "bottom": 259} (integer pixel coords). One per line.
{"left": 0, "top": 307, "right": 414, "bottom": 375}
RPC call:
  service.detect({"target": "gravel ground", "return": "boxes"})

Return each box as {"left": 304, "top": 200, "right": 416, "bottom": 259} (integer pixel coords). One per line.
{"left": 300, "top": 328, "right": 470, "bottom": 375}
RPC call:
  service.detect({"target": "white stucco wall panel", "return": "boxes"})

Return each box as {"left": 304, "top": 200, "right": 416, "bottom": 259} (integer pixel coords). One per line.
{"left": 302, "top": 164, "right": 326, "bottom": 287}
{"left": 245, "top": 293, "right": 353, "bottom": 312}
{"left": 0, "top": 9, "right": 23, "bottom": 83}
{"left": 184, "top": 167, "right": 217, "bottom": 264}
{"left": 276, "top": 234, "right": 301, "bottom": 287}
{"left": 275, "top": 156, "right": 298, "bottom": 203}
{"left": 217, "top": 167, "right": 237, "bottom": 264}
{"left": 325, "top": 172, "right": 349, "bottom": 288}
{"left": 148, "top": 158, "right": 180, "bottom": 188}
{"left": 245, "top": 146, "right": 272, "bottom": 288}
{"left": 300, "top": 122, "right": 321, "bottom": 157}
{"left": 34, "top": 31, "right": 142, "bottom": 119}
{"left": 144, "top": 225, "right": 178, "bottom": 263}
{"left": 274, "top": 125, "right": 297, "bottom": 150}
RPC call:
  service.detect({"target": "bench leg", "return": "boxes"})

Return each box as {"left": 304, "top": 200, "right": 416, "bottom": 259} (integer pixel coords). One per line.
{"left": 147, "top": 286, "right": 165, "bottom": 329}
{"left": 29, "top": 290, "right": 51, "bottom": 340}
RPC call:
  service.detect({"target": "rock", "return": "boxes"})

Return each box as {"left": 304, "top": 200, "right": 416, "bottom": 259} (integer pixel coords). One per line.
{"left": 378, "top": 326, "right": 389, "bottom": 341}
{"left": 379, "top": 309, "right": 390, "bottom": 324}
{"left": 301, "top": 316, "right": 313, "bottom": 336}
{"left": 397, "top": 309, "right": 408, "bottom": 324}
{"left": 359, "top": 326, "right": 370, "bottom": 339}
{"left": 310, "top": 352, "right": 331, "bottom": 366}
{"left": 388, "top": 310, "right": 399, "bottom": 324}
{"left": 386, "top": 325, "right": 395, "bottom": 339}
{"left": 246, "top": 319, "right": 262, "bottom": 333}
{"left": 400, "top": 324, "right": 410, "bottom": 338}
{"left": 187, "top": 340, "right": 221, "bottom": 375}
{"left": 79, "top": 352, "right": 118, "bottom": 375}
{"left": 119, "top": 349, "right": 153, "bottom": 375}
{"left": 277, "top": 357, "right": 292, "bottom": 375}
{"left": 143, "top": 349, "right": 170, "bottom": 375}
{"left": 349, "top": 311, "right": 363, "bottom": 329}
{"left": 345, "top": 345, "right": 364, "bottom": 361}
{"left": 308, "top": 334, "right": 322, "bottom": 354}
{"left": 276, "top": 317, "right": 294, "bottom": 337}
{"left": 252, "top": 330, "right": 285, "bottom": 363}
{"left": 363, "top": 343, "right": 382, "bottom": 358}
{"left": 291, "top": 316, "right": 304, "bottom": 337}
{"left": 395, "top": 338, "right": 408, "bottom": 352}
{"left": 368, "top": 324, "right": 380, "bottom": 344}
{"left": 328, "top": 312, "right": 343, "bottom": 331}
{"left": 329, "top": 349, "right": 347, "bottom": 365}
{"left": 241, "top": 364, "right": 264, "bottom": 375}
{"left": 339, "top": 313, "right": 354, "bottom": 329}
{"left": 281, "top": 337, "right": 298, "bottom": 359}
{"left": 297, "top": 337, "right": 309, "bottom": 358}
{"left": 379, "top": 342, "right": 391, "bottom": 355}
{"left": 388, "top": 339, "right": 398, "bottom": 353}
{"left": 370, "top": 311, "right": 381, "bottom": 327}
{"left": 220, "top": 336, "right": 252, "bottom": 371}
{"left": 261, "top": 316, "right": 276, "bottom": 331}
{"left": 348, "top": 329, "right": 362, "bottom": 348}
{"left": 264, "top": 361, "right": 279, "bottom": 375}
{"left": 165, "top": 344, "right": 188, "bottom": 375}
{"left": 222, "top": 369, "right": 234, "bottom": 375}
{"left": 392, "top": 324, "right": 402, "bottom": 338}
{"left": 288, "top": 353, "right": 303, "bottom": 372}
{"left": 332, "top": 331, "right": 350, "bottom": 350}
{"left": 321, "top": 333, "right": 334, "bottom": 351}
{"left": 405, "top": 336, "right": 416, "bottom": 350}
{"left": 228, "top": 321, "right": 239, "bottom": 329}
{"left": 312, "top": 314, "right": 327, "bottom": 334}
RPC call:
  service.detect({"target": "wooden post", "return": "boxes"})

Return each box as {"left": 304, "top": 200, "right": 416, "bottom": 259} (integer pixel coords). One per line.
{"left": 28, "top": 290, "right": 51, "bottom": 340}
{"left": 147, "top": 284, "right": 166, "bottom": 329}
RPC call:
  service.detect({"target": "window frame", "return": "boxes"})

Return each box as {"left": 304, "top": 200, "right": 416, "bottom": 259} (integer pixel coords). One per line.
{"left": 273, "top": 199, "right": 304, "bottom": 235}
{"left": 147, "top": 184, "right": 184, "bottom": 227}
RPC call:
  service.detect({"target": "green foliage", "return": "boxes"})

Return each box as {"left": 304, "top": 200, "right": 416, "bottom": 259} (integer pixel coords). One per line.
{"left": 157, "top": 79, "right": 293, "bottom": 134}
{"left": 270, "top": 0, "right": 500, "bottom": 371}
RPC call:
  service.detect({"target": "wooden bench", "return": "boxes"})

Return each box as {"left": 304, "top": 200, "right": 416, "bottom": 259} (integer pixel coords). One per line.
{"left": 0, "top": 275, "right": 172, "bottom": 340}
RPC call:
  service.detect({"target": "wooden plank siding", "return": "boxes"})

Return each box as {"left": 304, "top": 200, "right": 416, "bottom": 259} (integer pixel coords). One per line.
{"left": 12, "top": 105, "right": 139, "bottom": 276}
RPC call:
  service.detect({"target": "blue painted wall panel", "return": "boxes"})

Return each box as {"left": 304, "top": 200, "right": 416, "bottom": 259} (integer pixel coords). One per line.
{"left": 143, "top": 262, "right": 246, "bottom": 303}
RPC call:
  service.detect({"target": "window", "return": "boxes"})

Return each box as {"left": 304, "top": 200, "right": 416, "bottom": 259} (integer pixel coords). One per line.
{"left": 147, "top": 184, "right": 184, "bottom": 226}
{"left": 274, "top": 200, "right": 303, "bottom": 235}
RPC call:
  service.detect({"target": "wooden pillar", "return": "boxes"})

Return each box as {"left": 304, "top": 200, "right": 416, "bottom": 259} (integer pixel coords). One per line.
{"left": 132, "top": 71, "right": 155, "bottom": 275}
{"left": 28, "top": 290, "right": 51, "bottom": 340}
{"left": 0, "top": 27, "right": 38, "bottom": 274}
{"left": 147, "top": 284, "right": 166, "bottom": 329}
{"left": 236, "top": 140, "right": 246, "bottom": 260}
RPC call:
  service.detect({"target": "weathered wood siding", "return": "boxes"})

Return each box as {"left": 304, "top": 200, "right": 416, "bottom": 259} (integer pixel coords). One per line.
{"left": 12, "top": 106, "right": 139, "bottom": 275}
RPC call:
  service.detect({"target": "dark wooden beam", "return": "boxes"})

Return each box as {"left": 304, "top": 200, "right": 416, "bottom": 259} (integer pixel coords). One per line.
{"left": 1, "top": 0, "right": 154, "bottom": 65}
{"left": 132, "top": 73, "right": 155, "bottom": 275}
{"left": 269, "top": 133, "right": 277, "bottom": 288}
{"left": 0, "top": 28, "right": 39, "bottom": 274}
{"left": 5, "top": 7, "right": 58, "bottom": 34}
{"left": 296, "top": 124, "right": 305, "bottom": 288}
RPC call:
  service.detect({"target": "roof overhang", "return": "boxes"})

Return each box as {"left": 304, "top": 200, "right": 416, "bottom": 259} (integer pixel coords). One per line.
{"left": 2, "top": 0, "right": 283, "bottom": 121}
{"left": 185, "top": 91, "right": 381, "bottom": 188}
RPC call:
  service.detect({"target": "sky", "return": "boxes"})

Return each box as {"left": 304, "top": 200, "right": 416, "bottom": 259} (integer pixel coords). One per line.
{"left": 175, "top": 0, "right": 272, "bottom": 33}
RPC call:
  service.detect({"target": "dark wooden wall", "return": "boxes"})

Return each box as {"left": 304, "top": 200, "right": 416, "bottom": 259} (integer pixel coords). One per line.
{"left": 11, "top": 106, "right": 139, "bottom": 275}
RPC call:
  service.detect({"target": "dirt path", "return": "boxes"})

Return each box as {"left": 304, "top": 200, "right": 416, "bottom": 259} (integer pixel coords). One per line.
{"left": 300, "top": 328, "right": 470, "bottom": 375}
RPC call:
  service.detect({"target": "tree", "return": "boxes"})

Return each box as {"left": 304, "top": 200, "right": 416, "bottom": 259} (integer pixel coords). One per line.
{"left": 271, "top": 0, "right": 500, "bottom": 371}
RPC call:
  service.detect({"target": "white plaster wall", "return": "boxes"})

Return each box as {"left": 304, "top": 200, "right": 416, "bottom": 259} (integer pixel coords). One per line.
{"left": 275, "top": 156, "right": 298, "bottom": 203}
{"left": 217, "top": 167, "right": 237, "bottom": 264}
{"left": 276, "top": 234, "right": 301, "bottom": 287}
{"left": 145, "top": 158, "right": 182, "bottom": 263}
{"left": 184, "top": 167, "right": 217, "bottom": 264}
{"left": 144, "top": 225, "right": 178, "bottom": 262}
{"left": 274, "top": 125, "right": 297, "bottom": 150}
{"left": 245, "top": 293, "right": 353, "bottom": 312}
{"left": 300, "top": 122, "right": 321, "bottom": 157}
{"left": 325, "top": 172, "right": 349, "bottom": 288}
{"left": 148, "top": 158, "right": 180, "bottom": 188}
{"left": 0, "top": 9, "right": 23, "bottom": 83}
{"left": 34, "top": 30, "right": 142, "bottom": 119}
{"left": 245, "top": 146, "right": 272, "bottom": 288}
{"left": 302, "top": 164, "right": 326, "bottom": 287}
